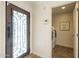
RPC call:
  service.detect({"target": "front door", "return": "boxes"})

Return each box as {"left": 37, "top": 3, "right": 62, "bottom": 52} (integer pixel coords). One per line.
{"left": 6, "top": 2, "right": 30, "bottom": 58}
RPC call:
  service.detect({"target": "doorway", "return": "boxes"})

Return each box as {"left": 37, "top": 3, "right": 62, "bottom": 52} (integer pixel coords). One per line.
{"left": 6, "top": 2, "right": 30, "bottom": 58}
{"left": 52, "top": 2, "right": 75, "bottom": 58}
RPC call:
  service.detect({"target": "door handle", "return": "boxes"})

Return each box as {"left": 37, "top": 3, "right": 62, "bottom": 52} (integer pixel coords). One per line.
{"left": 7, "top": 26, "right": 10, "bottom": 38}
{"left": 55, "top": 30, "right": 57, "bottom": 38}
{"left": 73, "top": 34, "right": 79, "bottom": 38}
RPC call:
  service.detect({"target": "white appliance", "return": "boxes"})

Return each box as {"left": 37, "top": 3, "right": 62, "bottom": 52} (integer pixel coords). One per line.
{"left": 52, "top": 26, "right": 56, "bottom": 49}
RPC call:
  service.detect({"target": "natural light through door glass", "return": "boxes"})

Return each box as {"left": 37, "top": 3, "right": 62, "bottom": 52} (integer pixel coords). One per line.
{"left": 13, "top": 10, "right": 27, "bottom": 58}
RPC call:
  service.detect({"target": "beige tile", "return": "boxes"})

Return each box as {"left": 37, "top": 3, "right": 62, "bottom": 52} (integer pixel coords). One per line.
{"left": 25, "top": 53, "right": 41, "bottom": 58}
{"left": 52, "top": 45, "right": 74, "bottom": 58}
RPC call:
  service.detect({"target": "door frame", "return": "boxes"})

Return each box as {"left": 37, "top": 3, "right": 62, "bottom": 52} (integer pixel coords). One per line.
{"left": 52, "top": 2, "right": 76, "bottom": 58}
{"left": 5, "top": 1, "right": 30, "bottom": 58}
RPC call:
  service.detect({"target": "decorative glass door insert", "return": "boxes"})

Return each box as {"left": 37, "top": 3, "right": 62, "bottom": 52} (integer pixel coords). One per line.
{"left": 13, "top": 10, "right": 27, "bottom": 58}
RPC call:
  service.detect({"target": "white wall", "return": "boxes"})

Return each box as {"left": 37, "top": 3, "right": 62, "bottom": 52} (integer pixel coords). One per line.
{"left": 0, "top": 1, "right": 5, "bottom": 58}
{"left": 52, "top": 13, "right": 73, "bottom": 48}
{"left": 0, "top": 1, "right": 32, "bottom": 57}
{"left": 73, "top": 2, "right": 78, "bottom": 58}
{"left": 32, "top": 3, "right": 52, "bottom": 58}
{"left": 32, "top": 1, "right": 74, "bottom": 58}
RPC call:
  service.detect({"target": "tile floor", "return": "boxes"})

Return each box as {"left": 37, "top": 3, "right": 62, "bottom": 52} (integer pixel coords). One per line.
{"left": 52, "top": 45, "right": 73, "bottom": 58}
{"left": 25, "top": 53, "right": 41, "bottom": 58}
{"left": 25, "top": 45, "right": 73, "bottom": 58}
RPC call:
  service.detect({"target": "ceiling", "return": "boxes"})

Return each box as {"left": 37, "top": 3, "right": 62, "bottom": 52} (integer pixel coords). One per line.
{"left": 52, "top": 2, "right": 76, "bottom": 16}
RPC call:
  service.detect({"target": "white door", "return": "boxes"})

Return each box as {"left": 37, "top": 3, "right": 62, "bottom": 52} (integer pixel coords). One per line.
{"left": 73, "top": 2, "right": 78, "bottom": 58}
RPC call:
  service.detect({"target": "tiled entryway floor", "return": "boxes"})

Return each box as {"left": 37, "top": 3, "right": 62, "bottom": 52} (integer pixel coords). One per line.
{"left": 52, "top": 45, "right": 73, "bottom": 58}
{"left": 25, "top": 45, "right": 73, "bottom": 58}
{"left": 25, "top": 53, "right": 41, "bottom": 58}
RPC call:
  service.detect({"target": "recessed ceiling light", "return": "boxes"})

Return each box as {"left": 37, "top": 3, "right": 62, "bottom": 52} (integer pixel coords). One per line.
{"left": 61, "top": 6, "right": 66, "bottom": 9}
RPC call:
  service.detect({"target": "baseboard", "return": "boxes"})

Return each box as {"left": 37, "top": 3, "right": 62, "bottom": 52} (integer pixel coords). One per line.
{"left": 30, "top": 50, "right": 32, "bottom": 54}
{"left": 56, "top": 43, "right": 73, "bottom": 48}
{"left": 56, "top": 44, "right": 73, "bottom": 49}
{"left": 31, "top": 51, "right": 43, "bottom": 58}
